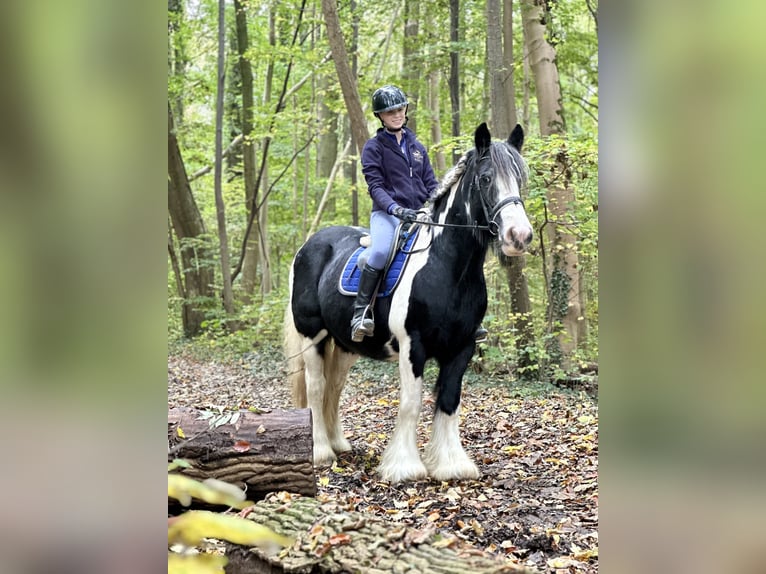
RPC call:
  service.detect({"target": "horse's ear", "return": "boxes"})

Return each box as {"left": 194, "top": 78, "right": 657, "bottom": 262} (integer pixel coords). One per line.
{"left": 475, "top": 122, "right": 491, "bottom": 152}
{"left": 508, "top": 124, "right": 524, "bottom": 151}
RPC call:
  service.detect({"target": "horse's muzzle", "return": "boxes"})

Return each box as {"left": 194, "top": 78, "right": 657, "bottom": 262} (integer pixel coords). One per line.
{"left": 502, "top": 226, "right": 534, "bottom": 255}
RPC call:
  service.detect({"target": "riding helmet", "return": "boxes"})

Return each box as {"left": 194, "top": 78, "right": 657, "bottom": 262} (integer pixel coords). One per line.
{"left": 372, "top": 85, "right": 409, "bottom": 115}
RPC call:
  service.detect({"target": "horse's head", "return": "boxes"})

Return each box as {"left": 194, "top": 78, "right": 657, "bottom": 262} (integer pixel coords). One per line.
{"left": 473, "top": 122, "right": 534, "bottom": 256}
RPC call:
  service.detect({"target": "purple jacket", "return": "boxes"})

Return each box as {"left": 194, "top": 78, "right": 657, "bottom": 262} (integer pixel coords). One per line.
{"left": 361, "top": 127, "right": 440, "bottom": 214}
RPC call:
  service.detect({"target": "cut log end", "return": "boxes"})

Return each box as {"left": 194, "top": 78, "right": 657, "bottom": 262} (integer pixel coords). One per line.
{"left": 168, "top": 407, "right": 316, "bottom": 508}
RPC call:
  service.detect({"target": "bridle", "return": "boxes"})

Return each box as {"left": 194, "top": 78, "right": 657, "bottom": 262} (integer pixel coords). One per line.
{"left": 415, "top": 169, "right": 525, "bottom": 237}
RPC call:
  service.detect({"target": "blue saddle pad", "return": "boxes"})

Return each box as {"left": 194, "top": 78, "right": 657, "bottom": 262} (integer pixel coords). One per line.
{"left": 338, "top": 227, "right": 419, "bottom": 297}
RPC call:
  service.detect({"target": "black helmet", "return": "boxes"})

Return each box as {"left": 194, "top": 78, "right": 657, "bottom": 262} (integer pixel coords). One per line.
{"left": 372, "top": 85, "right": 408, "bottom": 115}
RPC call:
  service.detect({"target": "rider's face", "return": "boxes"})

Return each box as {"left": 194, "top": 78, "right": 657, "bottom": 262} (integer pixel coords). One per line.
{"left": 380, "top": 106, "right": 406, "bottom": 129}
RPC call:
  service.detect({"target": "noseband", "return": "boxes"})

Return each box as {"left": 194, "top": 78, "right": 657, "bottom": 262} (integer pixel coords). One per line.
{"left": 412, "top": 154, "right": 525, "bottom": 236}
{"left": 474, "top": 173, "right": 525, "bottom": 237}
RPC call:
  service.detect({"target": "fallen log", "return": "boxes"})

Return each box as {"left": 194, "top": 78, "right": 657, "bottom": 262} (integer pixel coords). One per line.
{"left": 168, "top": 407, "right": 316, "bottom": 506}
{"left": 225, "top": 493, "right": 535, "bottom": 574}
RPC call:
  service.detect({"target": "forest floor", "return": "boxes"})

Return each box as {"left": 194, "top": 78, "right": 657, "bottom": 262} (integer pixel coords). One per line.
{"left": 168, "top": 346, "right": 598, "bottom": 574}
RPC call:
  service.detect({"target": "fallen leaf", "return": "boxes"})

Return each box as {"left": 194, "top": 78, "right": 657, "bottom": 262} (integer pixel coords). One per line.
{"left": 233, "top": 440, "right": 251, "bottom": 452}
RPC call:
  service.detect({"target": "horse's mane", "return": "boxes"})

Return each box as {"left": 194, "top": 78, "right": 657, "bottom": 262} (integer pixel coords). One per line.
{"left": 489, "top": 141, "right": 529, "bottom": 191}
{"left": 429, "top": 141, "right": 528, "bottom": 207}
{"left": 429, "top": 151, "right": 470, "bottom": 205}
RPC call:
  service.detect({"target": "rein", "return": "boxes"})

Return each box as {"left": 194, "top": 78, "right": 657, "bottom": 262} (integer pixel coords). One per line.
{"left": 413, "top": 173, "right": 525, "bottom": 237}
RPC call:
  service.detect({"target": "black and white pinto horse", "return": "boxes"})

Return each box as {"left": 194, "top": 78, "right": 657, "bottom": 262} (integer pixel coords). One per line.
{"left": 284, "top": 123, "right": 533, "bottom": 483}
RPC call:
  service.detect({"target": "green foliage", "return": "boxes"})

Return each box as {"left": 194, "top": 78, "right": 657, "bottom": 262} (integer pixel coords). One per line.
{"left": 168, "top": 469, "right": 292, "bottom": 573}
{"left": 167, "top": 0, "right": 598, "bottom": 381}
{"left": 477, "top": 131, "right": 598, "bottom": 380}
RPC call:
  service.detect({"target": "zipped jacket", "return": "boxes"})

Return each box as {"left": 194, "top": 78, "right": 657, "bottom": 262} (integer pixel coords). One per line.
{"left": 361, "top": 127, "right": 440, "bottom": 214}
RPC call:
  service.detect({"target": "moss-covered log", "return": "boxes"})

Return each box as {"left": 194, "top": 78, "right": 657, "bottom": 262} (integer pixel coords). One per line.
{"left": 225, "top": 494, "right": 535, "bottom": 574}
{"left": 168, "top": 407, "right": 316, "bottom": 506}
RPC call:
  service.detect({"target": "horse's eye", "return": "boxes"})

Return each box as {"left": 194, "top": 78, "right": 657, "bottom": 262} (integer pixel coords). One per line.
{"left": 480, "top": 175, "right": 492, "bottom": 186}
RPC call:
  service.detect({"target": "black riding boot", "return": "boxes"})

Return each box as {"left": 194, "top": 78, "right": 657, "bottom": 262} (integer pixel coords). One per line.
{"left": 350, "top": 263, "right": 383, "bottom": 342}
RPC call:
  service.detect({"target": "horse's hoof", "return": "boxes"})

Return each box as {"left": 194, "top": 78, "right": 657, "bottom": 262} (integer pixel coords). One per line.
{"left": 423, "top": 449, "right": 480, "bottom": 481}
{"left": 377, "top": 459, "right": 428, "bottom": 484}
{"left": 428, "top": 462, "right": 480, "bottom": 481}
{"left": 313, "top": 445, "right": 337, "bottom": 467}
{"left": 331, "top": 437, "right": 352, "bottom": 453}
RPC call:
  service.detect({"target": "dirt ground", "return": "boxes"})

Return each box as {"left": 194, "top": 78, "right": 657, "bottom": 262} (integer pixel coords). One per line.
{"left": 168, "top": 348, "right": 598, "bottom": 573}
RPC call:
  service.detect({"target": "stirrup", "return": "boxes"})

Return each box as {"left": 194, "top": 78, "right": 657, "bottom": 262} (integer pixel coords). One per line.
{"left": 474, "top": 326, "right": 488, "bottom": 343}
{"left": 351, "top": 316, "right": 375, "bottom": 342}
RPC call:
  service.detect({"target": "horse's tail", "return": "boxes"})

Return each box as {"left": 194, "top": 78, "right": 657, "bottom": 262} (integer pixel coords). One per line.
{"left": 283, "top": 299, "right": 307, "bottom": 408}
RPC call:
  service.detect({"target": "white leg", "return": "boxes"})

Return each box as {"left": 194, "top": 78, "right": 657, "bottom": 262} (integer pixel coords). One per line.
{"left": 324, "top": 346, "right": 357, "bottom": 454}
{"left": 423, "top": 406, "right": 480, "bottom": 481}
{"left": 378, "top": 339, "right": 427, "bottom": 483}
{"left": 304, "top": 344, "right": 335, "bottom": 466}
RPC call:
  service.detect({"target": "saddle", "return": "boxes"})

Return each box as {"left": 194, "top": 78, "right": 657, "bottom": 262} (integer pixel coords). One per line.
{"left": 338, "top": 221, "right": 420, "bottom": 297}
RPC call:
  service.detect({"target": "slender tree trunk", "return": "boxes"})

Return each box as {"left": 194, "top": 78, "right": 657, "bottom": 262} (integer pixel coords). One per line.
{"left": 428, "top": 69, "right": 446, "bottom": 172}
{"left": 522, "top": 0, "right": 582, "bottom": 371}
{"left": 449, "top": 0, "right": 460, "bottom": 164}
{"left": 502, "top": 0, "right": 516, "bottom": 119}
{"left": 522, "top": 36, "right": 531, "bottom": 129}
{"left": 487, "top": 0, "right": 535, "bottom": 375}
{"left": 402, "top": 0, "right": 420, "bottom": 134}
{"left": 258, "top": 9, "right": 275, "bottom": 296}
{"left": 486, "top": 0, "right": 507, "bottom": 135}
{"left": 317, "top": 71, "right": 339, "bottom": 219}
{"left": 214, "top": 0, "right": 235, "bottom": 316}
{"left": 234, "top": 0, "right": 260, "bottom": 300}
{"left": 348, "top": 0, "right": 360, "bottom": 226}
{"left": 321, "top": 0, "right": 369, "bottom": 156}
{"left": 167, "top": 103, "right": 214, "bottom": 337}
{"left": 230, "top": 0, "right": 307, "bottom": 285}
{"left": 317, "top": 76, "right": 339, "bottom": 181}
{"left": 168, "top": 0, "right": 187, "bottom": 126}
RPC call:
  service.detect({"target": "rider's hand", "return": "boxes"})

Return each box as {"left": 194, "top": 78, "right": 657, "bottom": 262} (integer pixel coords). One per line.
{"left": 392, "top": 206, "right": 418, "bottom": 222}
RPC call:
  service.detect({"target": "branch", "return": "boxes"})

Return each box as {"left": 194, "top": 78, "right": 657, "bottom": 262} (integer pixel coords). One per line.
{"left": 284, "top": 51, "right": 332, "bottom": 101}
{"left": 256, "top": 135, "right": 315, "bottom": 214}
{"left": 189, "top": 134, "right": 244, "bottom": 181}
{"left": 570, "top": 94, "right": 598, "bottom": 123}
{"left": 308, "top": 138, "right": 353, "bottom": 236}
{"left": 584, "top": 0, "right": 598, "bottom": 31}
{"left": 230, "top": 0, "right": 309, "bottom": 284}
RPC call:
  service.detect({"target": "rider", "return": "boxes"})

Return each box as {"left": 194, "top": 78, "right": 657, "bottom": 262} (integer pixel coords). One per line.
{"left": 350, "top": 84, "right": 439, "bottom": 342}
{"left": 350, "top": 84, "right": 489, "bottom": 343}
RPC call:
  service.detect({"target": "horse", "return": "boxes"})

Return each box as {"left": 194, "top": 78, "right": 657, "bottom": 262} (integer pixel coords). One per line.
{"left": 284, "top": 122, "right": 533, "bottom": 483}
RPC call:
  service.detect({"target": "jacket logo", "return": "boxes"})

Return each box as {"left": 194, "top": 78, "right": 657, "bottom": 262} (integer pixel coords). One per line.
{"left": 411, "top": 149, "right": 423, "bottom": 163}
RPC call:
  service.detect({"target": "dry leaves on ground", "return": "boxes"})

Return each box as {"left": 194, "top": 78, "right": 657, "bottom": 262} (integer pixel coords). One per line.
{"left": 168, "top": 350, "right": 598, "bottom": 574}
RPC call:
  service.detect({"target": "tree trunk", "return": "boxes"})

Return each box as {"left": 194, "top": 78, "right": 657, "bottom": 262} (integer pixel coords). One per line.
{"left": 257, "top": 9, "right": 276, "bottom": 296}
{"left": 168, "top": 0, "right": 187, "bottom": 126}
{"left": 502, "top": 0, "right": 516, "bottom": 121}
{"left": 234, "top": 0, "right": 261, "bottom": 300}
{"left": 486, "top": 0, "right": 507, "bottom": 135}
{"left": 449, "top": 0, "right": 460, "bottom": 164}
{"left": 428, "top": 69, "right": 446, "bottom": 172}
{"left": 167, "top": 102, "right": 214, "bottom": 337}
{"left": 348, "top": 0, "right": 360, "bottom": 226}
{"left": 317, "top": 77, "right": 339, "bottom": 181}
{"left": 321, "top": 0, "right": 369, "bottom": 156}
{"left": 225, "top": 495, "right": 534, "bottom": 573}
{"left": 168, "top": 407, "right": 316, "bottom": 504}
{"left": 231, "top": 0, "right": 307, "bottom": 286}
{"left": 487, "top": 0, "right": 535, "bottom": 376}
{"left": 402, "top": 0, "right": 420, "bottom": 134}
{"left": 521, "top": 0, "right": 582, "bottom": 370}
{"left": 521, "top": 36, "right": 531, "bottom": 129}
{"left": 214, "top": 0, "right": 235, "bottom": 316}
{"left": 317, "top": 73, "right": 339, "bottom": 220}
